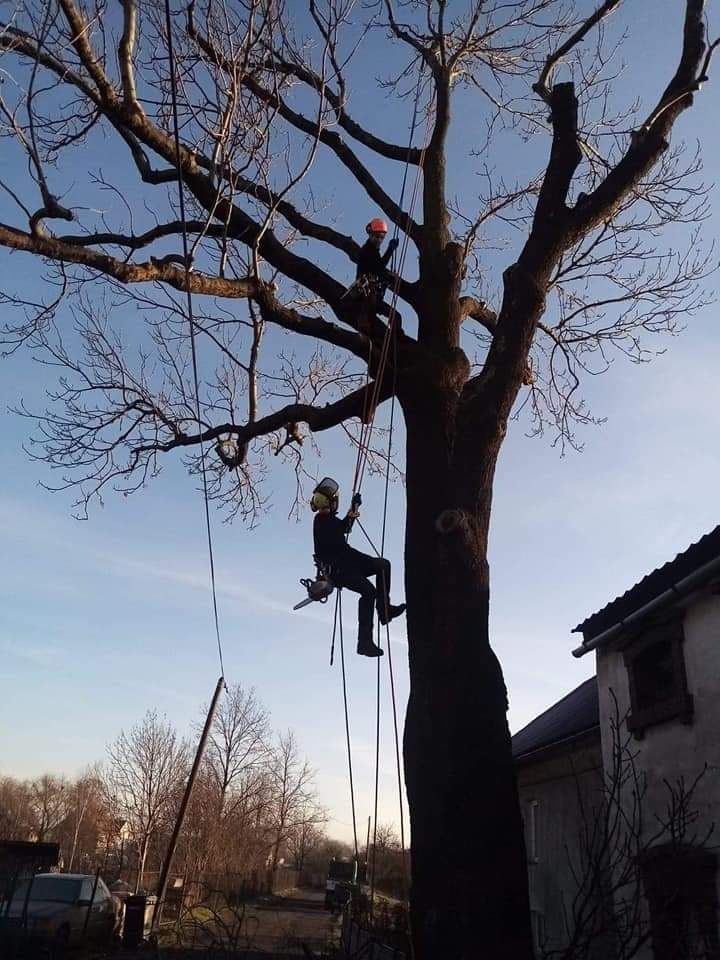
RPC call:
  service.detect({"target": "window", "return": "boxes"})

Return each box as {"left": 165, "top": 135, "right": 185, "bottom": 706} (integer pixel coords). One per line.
{"left": 80, "top": 879, "right": 96, "bottom": 902}
{"left": 12, "top": 877, "right": 81, "bottom": 904}
{"left": 641, "top": 845, "right": 719, "bottom": 960}
{"left": 623, "top": 618, "right": 693, "bottom": 738}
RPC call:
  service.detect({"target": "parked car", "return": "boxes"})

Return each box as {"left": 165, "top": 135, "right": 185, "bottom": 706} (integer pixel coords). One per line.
{"left": 4, "top": 873, "right": 118, "bottom": 947}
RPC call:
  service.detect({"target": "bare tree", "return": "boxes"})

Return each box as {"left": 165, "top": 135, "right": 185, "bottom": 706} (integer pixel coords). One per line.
{"left": 287, "top": 820, "right": 328, "bottom": 883}
{"left": 544, "top": 696, "right": 717, "bottom": 960}
{"left": 266, "top": 731, "right": 325, "bottom": 881}
{"left": 0, "top": 777, "right": 33, "bottom": 841}
{"left": 204, "top": 683, "right": 271, "bottom": 815}
{"left": 104, "top": 710, "right": 189, "bottom": 891}
{"left": 0, "top": 1, "right": 718, "bottom": 954}
{"left": 182, "top": 683, "right": 271, "bottom": 883}
{"left": 61, "top": 768, "right": 104, "bottom": 873}
{"left": 27, "top": 774, "right": 69, "bottom": 842}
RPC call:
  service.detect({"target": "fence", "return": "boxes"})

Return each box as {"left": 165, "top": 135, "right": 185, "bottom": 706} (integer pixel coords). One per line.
{"left": 341, "top": 913, "right": 406, "bottom": 960}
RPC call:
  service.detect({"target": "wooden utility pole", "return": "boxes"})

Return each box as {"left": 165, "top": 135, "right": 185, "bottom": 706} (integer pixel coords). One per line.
{"left": 150, "top": 675, "right": 225, "bottom": 933}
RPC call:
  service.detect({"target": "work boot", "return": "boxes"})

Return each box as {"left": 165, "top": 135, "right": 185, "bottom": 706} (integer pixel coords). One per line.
{"left": 357, "top": 638, "right": 384, "bottom": 658}
{"left": 378, "top": 602, "right": 406, "bottom": 626}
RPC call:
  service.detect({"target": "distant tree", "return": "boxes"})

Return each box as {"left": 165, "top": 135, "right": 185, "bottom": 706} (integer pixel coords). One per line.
{"left": 266, "top": 731, "right": 325, "bottom": 880}
{"left": 1, "top": 2, "right": 717, "bottom": 952}
{"left": 287, "top": 821, "right": 327, "bottom": 880}
{"left": 204, "top": 683, "right": 271, "bottom": 816}
{"left": 104, "top": 711, "right": 189, "bottom": 891}
{"left": 0, "top": 777, "right": 32, "bottom": 841}
{"left": 27, "top": 774, "right": 69, "bottom": 842}
{"left": 180, "top": 683, "right": 272, "bottom": 884}
{"left": 59, "top": 768, "right": 104, "bottom": 872}
{"left": 371, "top": 823, "right": 408, "bottom": 901}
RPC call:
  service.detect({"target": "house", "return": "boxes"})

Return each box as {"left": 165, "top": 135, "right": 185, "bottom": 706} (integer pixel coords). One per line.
{"left": 514, "top": 525, "right": 720, "bottom": 959}
{"left": 512, "top": 678, "right": 607, "bottom": 957}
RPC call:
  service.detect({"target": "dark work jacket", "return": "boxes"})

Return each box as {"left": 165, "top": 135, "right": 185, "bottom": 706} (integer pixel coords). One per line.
{"left": 313, "top": 512, "right": 352, "bottom": 563}
{"left": 356, "top": 240, "right": 393, "bottom": 281}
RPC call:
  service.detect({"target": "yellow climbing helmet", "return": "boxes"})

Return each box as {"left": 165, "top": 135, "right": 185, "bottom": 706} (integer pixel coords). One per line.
{"left": 311, "top": 477, "right": 339, "bottom": 512}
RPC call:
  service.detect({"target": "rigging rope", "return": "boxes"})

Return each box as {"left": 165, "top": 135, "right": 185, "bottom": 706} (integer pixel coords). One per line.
{"left": 163, "top": 0, "right": 225, "bottom": 679}
{"left": 350, "top": 68, "right": 427, "bottom": 500}
{"left": 338, "top": 590, "right": 360, "bottom": 862}
{"left": 341, "top": 68, "right": 431, "bottom": 945}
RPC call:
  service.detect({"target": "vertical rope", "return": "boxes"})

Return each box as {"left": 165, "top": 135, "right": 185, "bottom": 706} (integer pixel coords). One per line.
{"left": 369, "top": 628, "right": 382, "bottom": 920}
{"left": 339, "top": 590, "right": 360, "bottom": 862}
{"left": 163, "top": 0, "right": 225, "bottom": 678}
{"left": 351, "top": 66, "right": 426, "bottom": 499}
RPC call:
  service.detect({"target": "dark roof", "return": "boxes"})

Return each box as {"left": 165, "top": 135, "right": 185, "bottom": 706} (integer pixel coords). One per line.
{"left": 574, "top": 525, "right": 720, "bottom": 642}
{"left": 512, "top": 676, "right": 599, "bottom": 760}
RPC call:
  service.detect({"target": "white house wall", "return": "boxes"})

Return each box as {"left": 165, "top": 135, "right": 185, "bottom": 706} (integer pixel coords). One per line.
{"left": 595, "top": 589, "right": 720, "bottom": 959}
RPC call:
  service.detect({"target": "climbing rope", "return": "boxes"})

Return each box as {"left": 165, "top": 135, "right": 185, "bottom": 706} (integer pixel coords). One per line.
{"left": 340, "top": 68, "right": 431, "bottom": 947}
{"left": 337, "top": 590, "right": 360, "bottom": 863}
{"left": 163, "top": 0, "right": 225, "bottom": 679}
{"left": 350, "top": 67, "right": 427, "bottom": 500}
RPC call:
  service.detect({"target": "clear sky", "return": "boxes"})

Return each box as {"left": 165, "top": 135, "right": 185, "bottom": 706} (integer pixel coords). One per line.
{"left": 1, "top": 1, "right": 718, "bottom": 843}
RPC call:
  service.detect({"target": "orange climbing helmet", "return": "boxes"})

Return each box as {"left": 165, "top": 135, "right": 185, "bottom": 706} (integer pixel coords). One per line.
{"left": 366, "top": 218, "right": 388, "bottom": 235}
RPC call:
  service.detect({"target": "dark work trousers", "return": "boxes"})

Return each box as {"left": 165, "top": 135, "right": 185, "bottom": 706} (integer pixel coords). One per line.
{"left": 332, "top": 547, "right": 391, "bottom": 645}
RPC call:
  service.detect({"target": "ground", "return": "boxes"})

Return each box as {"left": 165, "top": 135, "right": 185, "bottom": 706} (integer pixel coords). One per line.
{"left": 1, "top": 888, "right": 339, "bottom": 958}
{"left": 224, "top": 887, "right": 339, "bottom": 954}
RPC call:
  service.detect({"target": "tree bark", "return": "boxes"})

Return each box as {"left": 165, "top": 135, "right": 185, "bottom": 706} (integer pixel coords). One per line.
{"left": 401, "top": 374, "right": 534, "bottom": 960}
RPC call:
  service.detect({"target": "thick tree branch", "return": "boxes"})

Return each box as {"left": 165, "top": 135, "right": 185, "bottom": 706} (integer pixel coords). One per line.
{"left": 534, "top": 81, "right": 582, "bottom": 223}
{"left": 534, "top": 0, "right": 623, "bottom": 105}
{"left": 241, "top": 76, "right": 421, "bottom": 240}
{"left": 464, "top": 0, "right": 712, "bottom": 431}
{"left": 2, "top": 15, "right": 350, "bottom": 311}
{"left": 55, "top": 220, "right": 224, "bottom": 250}
{"left": 0, "top": 23, "right": 99, "bottom": 104}
{"left": 0, "top": 12, "right": 421, "bottom": 320}
{"left": 187, "top": 6, "right": 421, "bottom": 242}
{"left": 383, "top": 0, "right": 439, "bottom": 74}
{"left": 0, "top": 221, "right": 262, "bottom": 298}
{"left": 458, "top": 296, "right": 497, "bottom": 333}
{"left": 57, "top": 0, "right": 116, "bottom": 102}
{"left": 1, "top": 221, "right": 391, "bottom": 361}
{"left": 571, "top": 0, "right": 710, "bottom": 235}
{"left": 255, "top": 290, "right": 370, "bottom": 363}
{"left": 135, "top": 379, "right": 392, "bottom": 456}
{"left": 266, "top": 52, "right": 423, "bottom": 165}
{"left": 118, "top": 0, "right": 141, "bottom": 113}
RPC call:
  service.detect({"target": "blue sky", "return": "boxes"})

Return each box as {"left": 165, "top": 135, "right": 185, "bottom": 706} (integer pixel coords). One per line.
{"left": 1, "top": 1, "right": 719, "bottom": 842}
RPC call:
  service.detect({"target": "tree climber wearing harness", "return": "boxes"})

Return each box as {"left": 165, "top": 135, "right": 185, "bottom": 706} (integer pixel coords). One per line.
{"left": 349, "top": 218, "right": 399, "bottom": 310}
{"left": 311, "top": 478, "right": 406, "bottom": 658}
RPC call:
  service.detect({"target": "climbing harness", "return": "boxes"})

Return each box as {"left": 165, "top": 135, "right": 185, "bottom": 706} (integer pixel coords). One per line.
{"left": 293, "top": 490, "right": 361, "bottom": 611}
{"left": 341, "top": 273, "right": 386, "bottom": 304}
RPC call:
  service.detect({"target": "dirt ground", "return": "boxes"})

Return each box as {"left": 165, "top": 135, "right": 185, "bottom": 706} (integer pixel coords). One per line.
{"left": 8, "top": 888, "right": 341, "bottom": 958}
{"left": 219, "top": 887, "right": 339, "bottom": 954}
{"left": 160, "top": 887, "right": 339, "bottom": 955}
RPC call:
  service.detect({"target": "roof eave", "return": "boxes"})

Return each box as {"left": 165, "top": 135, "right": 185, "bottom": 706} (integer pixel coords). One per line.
{"left": 572, "top": 554, "right": 720, "bottom": 658}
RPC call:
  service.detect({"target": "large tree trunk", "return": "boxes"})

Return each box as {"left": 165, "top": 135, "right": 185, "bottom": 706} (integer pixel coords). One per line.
{"left": 402, "top": 385, "right": 534, "bottom": 960}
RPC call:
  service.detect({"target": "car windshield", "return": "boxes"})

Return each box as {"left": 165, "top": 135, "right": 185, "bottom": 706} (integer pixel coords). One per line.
{"left": 12, "top": 877, "right": 82, "bottom": 904}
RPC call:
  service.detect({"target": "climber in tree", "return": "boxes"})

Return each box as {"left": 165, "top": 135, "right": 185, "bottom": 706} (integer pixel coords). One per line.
{"left": 349, "top": 218, "right": 399, "bottom": 310}
{"left": 311, "top": 478, "right": 406, "bottom": 658}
